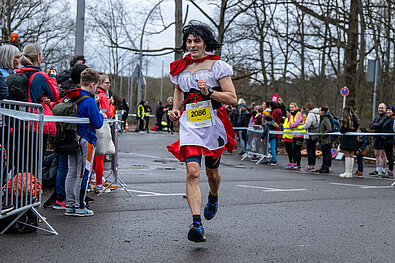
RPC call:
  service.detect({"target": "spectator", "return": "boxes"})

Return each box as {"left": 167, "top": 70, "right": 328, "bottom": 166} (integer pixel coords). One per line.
{"left": 53, "top": 64, "right": 88, "bottom": 210}
{"left": 263, "top": 101, "right": 271, "bottom": 116}
{"left": 18, "top": 43, "right": 59, "bottom": 104}
{"left": 353, "top": 127, "right": 369, "bottom": 177}
{"left": 289, "top": 102, "right": 305, "bottom": 169}
{"left": 252, "top": 107, "right": 264, "bottom": 125}
{"left": 237, "top": 106, "right": 247, "bottom": 155}
{"left": 260, "top": 115, "right": 279, "bottom": 165}
{"left": 137, "top": 100, "right": 145, "bottom": 133}
{"left": 65, "top": 68, "right": 103, "bottom": 217}
{"left": 57, "top": 55, "right": 86, "bottom": 97}
{"left": 269, "top": 101, "right": 282, "bottom": 143}
{"left": 278, "top": 97, "right": 286, "bottom": 121}
{"left": 155, "top": 101, "right": 164, "bottom": 131}
{"left": 317, "top": 105, "right": 332, "bottom": 173}
{"left": 302, "top": 102, "right": 320, "bottom": 171}
{"left": 121, "top": 98, "right": 129, "bottom": 131}
{"left": 92, "top": 74, "right": 111, "bottom": 193}
{"left": 109, "top": 97, "right": 116, "bottom": 118}
{"left": 283, "top": 109, "right": 295, "bottom": 168}
{"left": 369, "top": 103, "right": 388, "bottom": 177}
{"left": 339, "top": 106, "right": 359, "bottom": 178}
{"left": 228, "top": 105, "right": 239, "bottom": 128}
{"left": 0, "top": 74, "right": 6, "bottom": 100}
{"left": 381, "top": 105, "right": 395, "bottom": 178}
{"left": 164, "top": 97, "right": 174, "bottom": 133}
{"left": 144, "top": 100, "right": 152, "bottom": 133}
{"left": 237, "top": 98, "right": 246, "bottom": 109}
{"left": 16, "top": 43, "right": 59, "bottom": 173}
{"left": 0, "top": 44, "right": 20, "bottom": 77}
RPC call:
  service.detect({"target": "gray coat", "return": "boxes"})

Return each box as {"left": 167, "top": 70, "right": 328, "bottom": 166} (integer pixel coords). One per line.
{"left": 319, "top": 113, "right": 332, "bottom": 145}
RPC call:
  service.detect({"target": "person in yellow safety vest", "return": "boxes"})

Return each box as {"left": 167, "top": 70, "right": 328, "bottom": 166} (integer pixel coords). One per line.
{"left": 282, "top": 109, "right": 295, "bottom": 168}
{"left": 137, "top": 100, "right": 145, "bottom": 132}
{"left": 289, "top": 102, "right": 305, "bottom": 168}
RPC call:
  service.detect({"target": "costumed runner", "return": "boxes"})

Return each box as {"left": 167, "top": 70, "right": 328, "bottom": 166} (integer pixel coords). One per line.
{"left": 167, "top": 21, "right": 237, "bottom": 243}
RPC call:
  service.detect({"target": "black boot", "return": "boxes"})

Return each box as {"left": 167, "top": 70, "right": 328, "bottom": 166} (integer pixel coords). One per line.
{"left": 319, "top": 165, "right": 329, "bottom": 173}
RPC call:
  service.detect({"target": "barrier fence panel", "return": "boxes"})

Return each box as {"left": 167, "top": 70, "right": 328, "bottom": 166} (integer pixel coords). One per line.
{"left": 0, "top": 100, "right": 57, "bottom": 235}
{"left": 234, "top": 126, "right": 395, "bottom": 186}
{"left": 237, "top": 126, "right": 271, "bottom": 164}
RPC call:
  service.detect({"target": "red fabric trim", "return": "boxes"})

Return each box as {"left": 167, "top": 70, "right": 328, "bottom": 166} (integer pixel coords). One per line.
{"left": 170, "top": 54, "right": 221, "bottom": 77}
{"left": 167, "top": 106, "right": 236, "bottom": 162}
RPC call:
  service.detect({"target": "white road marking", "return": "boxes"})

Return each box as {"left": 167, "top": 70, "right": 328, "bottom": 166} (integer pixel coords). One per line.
{"left": 330, "top": 183, "right": 392, "bottom": 189}
{"left": 237, "top": 184, "right": 306, "bottom": 192}
{"left": 126, "top": 189, "right": 185, "bottom": 197}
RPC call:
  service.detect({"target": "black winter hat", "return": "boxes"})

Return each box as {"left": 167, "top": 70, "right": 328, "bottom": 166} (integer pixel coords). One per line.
{"left": 386, "top": 105, "right": 395, "bottom": 112}
{"left": 70, "top": 64, "right": 88, "bottom": 84}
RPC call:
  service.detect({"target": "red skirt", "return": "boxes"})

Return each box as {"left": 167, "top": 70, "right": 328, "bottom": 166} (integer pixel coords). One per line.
{"left": 167, "top": 106, "right": 236, "bottom": 162}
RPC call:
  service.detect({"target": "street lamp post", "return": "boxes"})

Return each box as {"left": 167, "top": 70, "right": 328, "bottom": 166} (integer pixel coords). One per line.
{"left": 75, "top": 0, "right": 85, "bottom": 55}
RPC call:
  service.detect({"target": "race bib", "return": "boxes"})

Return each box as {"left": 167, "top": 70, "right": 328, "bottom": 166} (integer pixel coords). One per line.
{"left": 186, "top": 100, "right": 215, "bottom": 128}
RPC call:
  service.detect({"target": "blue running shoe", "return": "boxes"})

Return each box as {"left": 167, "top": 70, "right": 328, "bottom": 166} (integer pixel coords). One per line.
{"left": 204, "top": 195, "right": 218, "bottom": 220}
{"left": 204, "top": 200, "right": 218, "bottom": 220}
{"left": 188, "top": 221, "right": 206, "bottom": 242}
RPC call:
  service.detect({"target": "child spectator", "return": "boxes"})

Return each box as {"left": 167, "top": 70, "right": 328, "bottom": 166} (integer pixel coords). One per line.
{"left": 260, "top": 115, "right": 279, "bottom": 165}
{"left": 252, "top": 107, "right": 264, "bottom": 126}
{"left": 353, "top": 127, "right": 369, "bottom": 177}
{"left": 65, "top": 68, "right": 104, "bottom": 217}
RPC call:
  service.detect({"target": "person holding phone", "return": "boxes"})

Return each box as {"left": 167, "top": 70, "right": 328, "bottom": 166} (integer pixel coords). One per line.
{"left": 167, "top": 21, "right": 237, "bottom": 243}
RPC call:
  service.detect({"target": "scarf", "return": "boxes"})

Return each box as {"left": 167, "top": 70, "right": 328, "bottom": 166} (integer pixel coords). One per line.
{"left": 170, "top": 54, "right": 220, "bottom": 77}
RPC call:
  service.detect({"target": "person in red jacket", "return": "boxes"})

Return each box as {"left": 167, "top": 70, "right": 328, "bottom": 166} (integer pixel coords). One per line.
{"left": 92, "top": 75, "right": 112, "bottom": 193}
{"left": 15, "top": 43, "right": 59, "bottom": 173}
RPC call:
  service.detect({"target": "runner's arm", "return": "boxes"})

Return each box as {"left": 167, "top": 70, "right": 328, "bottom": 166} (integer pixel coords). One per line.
{"left": 169, "top": 85, "right": 183, "bottom": 121}
{"left": 210, "top": 76, "right": 237, "bottom": 106}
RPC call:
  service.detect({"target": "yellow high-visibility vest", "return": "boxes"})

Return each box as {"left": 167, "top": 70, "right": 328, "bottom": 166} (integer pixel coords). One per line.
{"left": 290, "top": 111, "right": 305, "bottom": 136}
{"left": 283, "top": 118, "right": 293, "bottom": 140}
{"left": 137, "top": 105, "right": 145, "bottom": 118}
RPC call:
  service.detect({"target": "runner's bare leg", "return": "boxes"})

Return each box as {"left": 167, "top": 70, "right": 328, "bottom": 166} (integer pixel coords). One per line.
{"left": 186, "top": 162, "right": 202, "bottom": 215}
{"left": 206, "top": 167, "right": 221, "bottom": 196}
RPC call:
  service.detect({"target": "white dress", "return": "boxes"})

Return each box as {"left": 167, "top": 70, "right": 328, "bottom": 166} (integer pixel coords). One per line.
{"left": 170, "top": 60, "right": 233, "bottom": 151}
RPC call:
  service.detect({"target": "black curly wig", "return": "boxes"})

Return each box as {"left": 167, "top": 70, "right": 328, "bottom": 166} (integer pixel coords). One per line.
{"left": 181, "top": 20, "right": 221, "bottom": 53}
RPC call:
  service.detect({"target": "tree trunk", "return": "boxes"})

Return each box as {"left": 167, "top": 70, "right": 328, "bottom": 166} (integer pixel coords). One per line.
{"left": 344, "top": 0, "right": 359, "bottom": 108}
{"left": 174, "top": 0, "right": 183, "bottom": 60}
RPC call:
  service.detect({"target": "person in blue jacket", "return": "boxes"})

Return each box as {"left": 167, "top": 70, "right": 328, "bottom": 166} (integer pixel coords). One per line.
{"left": 65, "top": 68, "right": 104, "bottom": 217}
{"left": 260, "top": 115, "right": 279, "bottom": 165}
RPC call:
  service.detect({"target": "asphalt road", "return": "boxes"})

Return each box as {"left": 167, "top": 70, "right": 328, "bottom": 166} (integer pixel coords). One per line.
{"left": 1, "top": 132, "right": 394, "bottom": 263}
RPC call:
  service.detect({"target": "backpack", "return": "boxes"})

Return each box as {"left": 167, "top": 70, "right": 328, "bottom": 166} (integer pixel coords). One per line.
{"left": 330, "top": 118, "right": 340, "bottom": 141}
{"left": 0, "top": 208, "right": 38, "bottom": 234}
{"left": 6, "top": 71, "right": 36, "bottom": 101}
{"left": 51, "top": 95, "right": 90, "bottom": 155}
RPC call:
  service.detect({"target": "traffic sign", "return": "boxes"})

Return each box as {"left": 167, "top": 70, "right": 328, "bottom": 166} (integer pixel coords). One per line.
{"left": 340, "top": 87, "right": 349, "bottom": 97}
{"left": 331, "top": 148, "right": 338, "bottom": 158}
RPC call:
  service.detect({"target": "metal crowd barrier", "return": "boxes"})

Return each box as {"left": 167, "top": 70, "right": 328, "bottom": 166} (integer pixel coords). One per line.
{"left": 0, "top": 100, "right": 57, "bottom": 235}
{"left": 45, "top": 115, "right": 130, "bottom": 197}
{"left": 233, "top": 126, "right": 395, "bottom": 186}
{"left": 0, "top": 100, "right": 127, "bottom": 235}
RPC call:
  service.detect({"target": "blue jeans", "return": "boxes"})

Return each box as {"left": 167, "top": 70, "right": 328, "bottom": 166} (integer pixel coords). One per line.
{"left": 356, "top": 154, "right": 363, "bottom": 172}
{"left": 269, "top": 138, "right": 277, "bottom": 163}
{"left": 238, "top": 130, "right": 246, "bottom": 153}
{"left": 56, "top": 155, "right": 68, "bottom": 201}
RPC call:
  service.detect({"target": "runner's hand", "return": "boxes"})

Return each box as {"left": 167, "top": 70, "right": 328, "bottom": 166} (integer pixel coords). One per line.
{"left": 196, "top": 79, "right": 208, "bottom": 95}
{"left": 169, "top": 109, "right": 181, "bottom": 121}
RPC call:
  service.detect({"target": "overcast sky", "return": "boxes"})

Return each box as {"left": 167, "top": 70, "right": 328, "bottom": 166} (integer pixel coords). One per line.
{"left": 74, "top": 0, "right": 214, "bottom": 78}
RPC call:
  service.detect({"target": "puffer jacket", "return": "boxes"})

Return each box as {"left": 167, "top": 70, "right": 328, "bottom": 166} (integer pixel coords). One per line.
{"left": 303, "top": 108, "right": 320, "bottom": 140}
{"left": 370, "top": 112, "right": 388, "bottom": 139}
